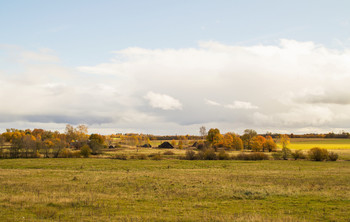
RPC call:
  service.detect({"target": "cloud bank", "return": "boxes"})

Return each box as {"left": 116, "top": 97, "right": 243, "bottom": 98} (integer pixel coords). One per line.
{"left": 1, "top": 40, "right": 350, "bottom": 134}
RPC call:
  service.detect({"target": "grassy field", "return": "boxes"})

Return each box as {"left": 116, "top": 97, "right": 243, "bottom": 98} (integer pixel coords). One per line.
{"left": 1, "top": 158, "right": 350, "bottom": 221}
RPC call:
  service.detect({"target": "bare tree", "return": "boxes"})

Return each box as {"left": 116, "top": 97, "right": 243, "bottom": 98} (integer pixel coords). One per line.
{"left": 199, "top": 126, "right": 207, "bottom": 139}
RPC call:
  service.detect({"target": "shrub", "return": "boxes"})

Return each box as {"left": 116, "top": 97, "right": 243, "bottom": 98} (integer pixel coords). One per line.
{"left": 163, "top": 150, "right": 175, "bottom": 155}
{"left": 272, "top": 152, "right": 283, "bottom": 160}
{"left": 88, "top": 140, "right": 104, "bottom": 155}
{"left": 137, "top": 154, "right": 148, "bottom": 160}
{"left": 148, "top": 153, "right": 158, "bottom": 158}
{"left": 71, "top": 151, "right": 81, "bottom": 158}
{"left": 217, "top": 150, "right": 230, "bottom": 160}
{"left": 328, "top": 152, "right": 338, "bottom": 161}
{"left": 184, "top": 150, "right": 197, "bottom": 160}
{"left": 80, "top": 145, "right": 92, "bottom": 158}
{"left": 196, "top": 143, "right": 207, "bottom": 150}
{"left": 235, "top": 152, "right": 269, "bottom": 161}
{"left": 308, "top": 147, "right": 328, "bottom": 161}
{"left": 113, "top": 154, "right": 128, "bottom": 160}
{"left": 58, "top": 148, "right": 80, "bottom": 158}
{"left": 291, "top": 150, "right": 306, "bottom": 160}
{"left": 58, "top": 148, "right": 69, "bottom": 158}
{"left": 202, "top": 148, "right": 217, "bottom": 160}
{"left": 32, "top": 151, "right": 41, "bottom": 158}
{"left": 151, "top": 154, "right": 162, "bottom": 160}
{"left": 281, "top": 147, "right": 292, "bottom": 160}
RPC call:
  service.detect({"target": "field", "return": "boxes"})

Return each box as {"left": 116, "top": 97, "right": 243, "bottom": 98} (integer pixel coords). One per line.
{"left": 1, "top": 158, "right": 350, "bottom": 221}
{"left": 288, "top": 138, "right": 350, "bottom": 150}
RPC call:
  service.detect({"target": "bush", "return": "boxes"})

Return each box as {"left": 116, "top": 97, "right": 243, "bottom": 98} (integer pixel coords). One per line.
{"left": 163, "top": 150, "right": 175, "bottom": 155}
{"left": 328, "top": 152, "right": 338, "bottom": 161}
{"left": 235, "top": 152, "right": 269, "bottom": 161}
{"left": 202, "top": 148, "right": 217, "bottom": 160}
{"left": 281, "top": 147, "right": 292, "bottom": 160}
{"left": 272, "top": 152, "right": 283, "bottom": 160}
{"left": 71, "top": 151, "right": 81, "bottom": 158}
{"left": 151, "top": 154, "right": 162, "bottom": 160}
{"left": 308, "top": 147, "right": 328, "bottom": 161}
{"left": 80, "top": 145, "right": 92, "bottom": 158}
{"left": 184, "top": 150, "right": 197, "bottom": 160}
{"left": 58, "top": 148, "right": 81, "bottom": 158}
{"left": 196, "top": 143, "right": 207, "bottom": 150}
{"left": 113, "top": 154, "right": 128, "bottom": 160}
{"left": 136, "top": 154, "right": 148, "bottom": 160}
{"left": 291, "top": 150, "right": 306, "bottom": 160}
{"left": 217, "top": 150, "right": 230, "bottom": 160}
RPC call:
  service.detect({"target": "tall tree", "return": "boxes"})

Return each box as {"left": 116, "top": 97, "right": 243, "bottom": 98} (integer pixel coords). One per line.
{"left": 241, "top": 129, "right": 257, "bottom": 150}
{"left": 206, "top": 128, "right": 223, "bottom": 147}
{"left": 280, "top": 134, "right": 290, "bottom": 149}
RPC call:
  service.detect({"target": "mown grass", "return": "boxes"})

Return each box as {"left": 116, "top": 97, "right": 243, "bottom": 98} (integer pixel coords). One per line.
{"left": 0, "top": 159, "right": 350, "bottom": 221}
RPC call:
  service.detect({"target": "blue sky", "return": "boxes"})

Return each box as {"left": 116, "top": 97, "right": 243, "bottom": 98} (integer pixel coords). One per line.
{"left": 1, "top": 1, "right": 350, "bottom": 134}
{"left": 2, "top": 0, "right": 350, "bottom": 64}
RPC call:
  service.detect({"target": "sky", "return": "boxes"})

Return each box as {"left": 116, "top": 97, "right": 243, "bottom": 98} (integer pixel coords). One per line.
{"left": 1, "top": 0, "right": 350, "bottom": 135}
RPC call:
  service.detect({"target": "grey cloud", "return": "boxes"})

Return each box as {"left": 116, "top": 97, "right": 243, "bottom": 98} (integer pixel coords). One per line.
{"left": 300, "top": 92, "right": 350, "bottom": 105}
{"left": 0, "top": 114, "right": 113, "bottom": 125}
{"left": 24, "top": 115, "right": 114, "bottom": 125}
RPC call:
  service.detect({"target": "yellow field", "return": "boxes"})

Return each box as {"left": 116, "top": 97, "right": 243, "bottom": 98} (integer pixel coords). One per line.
{"left": 286, "top": 138, "right": 350, "bottom": 150}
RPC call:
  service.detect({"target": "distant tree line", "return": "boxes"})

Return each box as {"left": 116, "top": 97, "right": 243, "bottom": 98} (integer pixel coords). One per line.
{"left": 0, "top": 125, "right": 107, "bottom": 158}
{"left": 0, "top": 125, "right": 345, "bottom": 160}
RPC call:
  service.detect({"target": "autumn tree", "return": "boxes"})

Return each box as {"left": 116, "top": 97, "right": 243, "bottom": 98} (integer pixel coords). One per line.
{"left": 76, "top": 124, "right": 89, "bottom": 143}
{"left": 43, "top": 139, "right": 54, "bottom": 158}
{"left": 89, "top": 134, "right": 105, "bottom": 154}
{"left": 241, "top": 129, "right": 257, "bottom": 150}
{"left": 232, "top": 135, "right": 244, "bottom": 151}
{"left": 263, "top": 136, "right": 277, "bottom": 152}
{"left": 280, "top": 134, "right": 290, "bottom": 149}
{"left": 206, "top": 128, "right": 223, "bottom": 147}
{"left": 52, "top": 138, "right": 67, "bottom": 158}
{"left": 251, "top": 135, "right": 266, "bottom": 152}
{"left": 21, "top": 135, "right": 37, "bottom": 158}
{"left": 223, "top": 133, "right": 234, "bottom": 149}
{"left": 65, "top": 124, "right": 76, "bottom": 143}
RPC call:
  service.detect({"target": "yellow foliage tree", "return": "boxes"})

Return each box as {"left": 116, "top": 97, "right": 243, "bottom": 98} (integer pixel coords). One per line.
{"left": 280, "top": 134, "right": 290, "bottom": 149}
{"left": 251, "top": 136, "right": 266, "bottom": 152}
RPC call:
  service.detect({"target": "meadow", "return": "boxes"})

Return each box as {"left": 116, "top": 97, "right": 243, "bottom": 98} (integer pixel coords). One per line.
{"left": 1, "top": 158, "right": 350, "bottom": 221}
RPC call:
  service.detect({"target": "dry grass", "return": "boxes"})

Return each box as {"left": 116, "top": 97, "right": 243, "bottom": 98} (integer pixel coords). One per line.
{"left": 0, "top": 158, "right": 350, "bottom": 221}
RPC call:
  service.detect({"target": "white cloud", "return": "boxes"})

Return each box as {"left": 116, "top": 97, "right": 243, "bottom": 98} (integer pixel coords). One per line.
{"left": 225, "top": 101, "right": 258, "bottom": 110}
{"left": 205, "top": 99, "right": 221, "bottom": 106}
{"left": 144, "top": 91, "right": 183, "bottom": 110}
